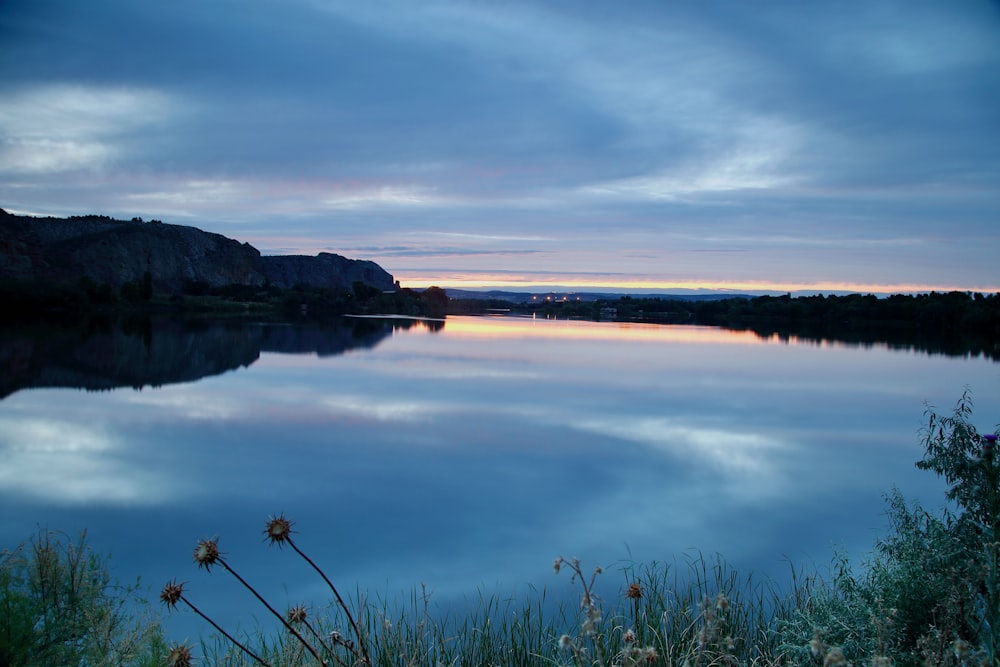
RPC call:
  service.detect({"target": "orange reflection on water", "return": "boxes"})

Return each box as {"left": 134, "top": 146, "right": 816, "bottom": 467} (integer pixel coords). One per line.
{"left": 442, "top": 315, "right": 767, "bottom": 346}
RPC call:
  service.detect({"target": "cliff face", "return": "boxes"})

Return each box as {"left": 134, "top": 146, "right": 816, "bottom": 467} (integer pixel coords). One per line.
{"left": 260, "top": 253, "right": 394, "bottom": 292}
{"left": 0, "top": 210, "right": 395, "bottom": 292}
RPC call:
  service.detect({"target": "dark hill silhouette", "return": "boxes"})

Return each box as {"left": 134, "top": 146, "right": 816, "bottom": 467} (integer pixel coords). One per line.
{"left": 0, "top": 209, "right": 395, "bottom": 294}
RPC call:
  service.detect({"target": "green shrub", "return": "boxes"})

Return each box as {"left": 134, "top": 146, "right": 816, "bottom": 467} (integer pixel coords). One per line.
{"left": 775, "top": 392, "right": 999, "bottom": 667}
{"left": 0, "top": 529, "right": 165, "bottom": 667}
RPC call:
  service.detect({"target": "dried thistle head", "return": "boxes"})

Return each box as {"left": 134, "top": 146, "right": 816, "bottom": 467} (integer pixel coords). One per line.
{"left": 166, "top": 644, "right": 193, "bottom": 667}
{"left": 193, "top": 538, "right": 220, "bottom": 570}
{"left": 159, "top": 580, "right": 185, "bottom": 609}
{"left": 626, "top": 582, "right": 644, "bottom": 599}
{"left": 264, "top": 514, "right": 294, "bottom": 546}
{"left": 622, "top": 628, "right": 637, "bottom": 644}
{"left": 287, "top": 604, "right": 308, "bottom": 625}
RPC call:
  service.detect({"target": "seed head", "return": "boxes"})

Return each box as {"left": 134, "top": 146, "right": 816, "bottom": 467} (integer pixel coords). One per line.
{"left": 626, "top": 582, "right": 644, "bottom": 599}
{"left": 558, "top": 634, "right": 573, "bottom": 650}
{"left": 264, "top": 514, "right": 294, "bottom": 545}
{"left": 623, "top": 628, "right": 637, "bottom": 644}
{"left": 810, "top": 630, "right": 826, "bottom": 658}
{"left": 287, "top": 605, "right": 308, "bottom": 624}
{"left": 553, "top": 557, "right": 562, "bottom": 574}
{"left": 824, "top": 647, "right": 847, "bottom": 667}
{"left": 159, "top": 580, "right": 185, "bottom": 609}
{"left": 166, "top": 644, "right": 193, "bottom": 667}
{"left": 642, "top": 647, "right": 659, "bottom": 663}
{"left": 193, "top": 538, "right": 220, "bottom": 570}
{"left": 715, "top": 592, "right": 730, "bottom": 612}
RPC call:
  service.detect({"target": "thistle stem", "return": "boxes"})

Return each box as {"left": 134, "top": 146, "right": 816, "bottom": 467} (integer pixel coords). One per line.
{"left": 302, "top": 618, "right": 346, "bottom": 667}
{"left": 217, "top": 557, "right": 327, "bottom": 666}
{"left": 179, "top": 594, "right": 271, "bottom": 667}
{"left": 287, "top": 536, "right": 372, "bottom": 666}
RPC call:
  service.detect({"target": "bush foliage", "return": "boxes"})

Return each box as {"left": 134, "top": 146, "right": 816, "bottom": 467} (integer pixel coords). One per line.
{"left": 0, "top": 529, "right": 164, "bottom": 667}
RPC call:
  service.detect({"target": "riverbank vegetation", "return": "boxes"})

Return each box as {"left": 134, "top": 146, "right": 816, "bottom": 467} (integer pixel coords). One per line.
{"left": 4, "top": 395, "right": 996, "bottom": 666}
{"left": 0, "top": 276, "right": 450, "bottom": 323}
{"left": 453, "top": 290, "right": 1000, "bottom": 361}
{"left": 456, "top": 290, "right": 1000, "bottom": 334}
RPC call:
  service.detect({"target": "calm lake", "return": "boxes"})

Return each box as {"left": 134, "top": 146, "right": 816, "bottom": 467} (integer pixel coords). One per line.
{"left": 2, "top": 314, "right": 999, "bottom": 643}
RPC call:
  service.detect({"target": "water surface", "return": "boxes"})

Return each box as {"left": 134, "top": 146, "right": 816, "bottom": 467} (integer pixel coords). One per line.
{"left": 1, "top": 315, "right": 997, "bottom": 642}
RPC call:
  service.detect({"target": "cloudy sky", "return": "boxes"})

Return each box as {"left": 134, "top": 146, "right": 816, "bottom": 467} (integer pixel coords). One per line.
{"left": 2, "top": 1, "right": 998, "bottom": 293}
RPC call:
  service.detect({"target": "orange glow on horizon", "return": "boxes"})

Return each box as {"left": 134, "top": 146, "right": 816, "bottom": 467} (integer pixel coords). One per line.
{"left": 442, "top": 315, "right": 768, "bottom": 345}
{"left": 394, "top": 273, "right": 1000, "bottom": 295}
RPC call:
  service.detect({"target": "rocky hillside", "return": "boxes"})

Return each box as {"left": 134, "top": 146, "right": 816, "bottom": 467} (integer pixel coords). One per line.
{"left": 0, "top": 209, "right": 396, "bottom": 293}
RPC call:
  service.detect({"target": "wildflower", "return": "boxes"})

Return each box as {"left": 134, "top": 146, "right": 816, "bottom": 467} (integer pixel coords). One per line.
{"left": 984, "top": 434, "right": 998, "bottom": 444}
{"left": 643, "top": 647, "right": 659, "bottom": 663}
{"left": 623, "top": 628, "right": 637, "bottom": 644}
{"left": 554, "top": 557, "right": 562, "bottom": 574}
{"left": 264, "top": 514, "right": 294, "bottom": 545}
{"left": 193, "top": 538, "right": 220, "bottom": 570}
{"left": 559, "top": 634, "right": 573, "bottom": 650}
{"left": 626, "top": 582, "right": 644, "bottom": 599}
{"left": 287, "top": 605, "right": 308, "bottom": 624}
{"left": 159, "top": 580, "right": 184, "bottom": 609}
{"left": 166, "top": 644, "right": 193, "bottom": 667}
{"left": 715, "top": 592, "right": 730, "bottom": 613}
{"left": 824, "top": 647, "right": 847, "bottom": 667}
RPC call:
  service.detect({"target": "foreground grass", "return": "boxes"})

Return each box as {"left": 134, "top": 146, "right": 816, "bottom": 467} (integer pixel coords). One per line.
{"left": 174, "top": 537, "right": 986, "bottom": 667}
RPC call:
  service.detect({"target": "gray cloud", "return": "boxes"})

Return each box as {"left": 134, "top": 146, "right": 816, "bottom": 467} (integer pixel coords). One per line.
{"left": 1, "top": 0, "right": 998, "bottom": 290}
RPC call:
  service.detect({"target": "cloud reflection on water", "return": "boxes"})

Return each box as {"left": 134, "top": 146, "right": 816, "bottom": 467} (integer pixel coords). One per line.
{"left": 0, "top": 413, "right": 168, "bottom": 504}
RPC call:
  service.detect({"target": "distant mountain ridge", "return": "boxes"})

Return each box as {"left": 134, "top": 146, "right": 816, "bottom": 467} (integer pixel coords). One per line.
{"left": 0, "top": 209, "right": 395, "bottom": 293}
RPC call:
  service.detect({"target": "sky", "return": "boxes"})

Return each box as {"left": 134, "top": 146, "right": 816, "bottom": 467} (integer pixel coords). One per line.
{"left": 1, "top": 0, "right": 999, "bottom": 294}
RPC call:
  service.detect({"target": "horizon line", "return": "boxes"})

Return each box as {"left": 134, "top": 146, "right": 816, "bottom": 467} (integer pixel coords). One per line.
{"left": 395, "top": 277, "right": 1000, "bottom": 295}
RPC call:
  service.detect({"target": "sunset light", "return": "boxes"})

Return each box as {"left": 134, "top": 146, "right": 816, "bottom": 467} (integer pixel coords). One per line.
{"left": 392, "top": 273, "right": 1000, "bottom": 296}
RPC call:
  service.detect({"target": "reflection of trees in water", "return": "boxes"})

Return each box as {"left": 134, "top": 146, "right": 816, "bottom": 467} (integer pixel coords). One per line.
{"left": 738, "top": 320, "right": 999, "bottom": 362}
{"left": 0, "top": 315, "right": 433, "bottom": 398}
